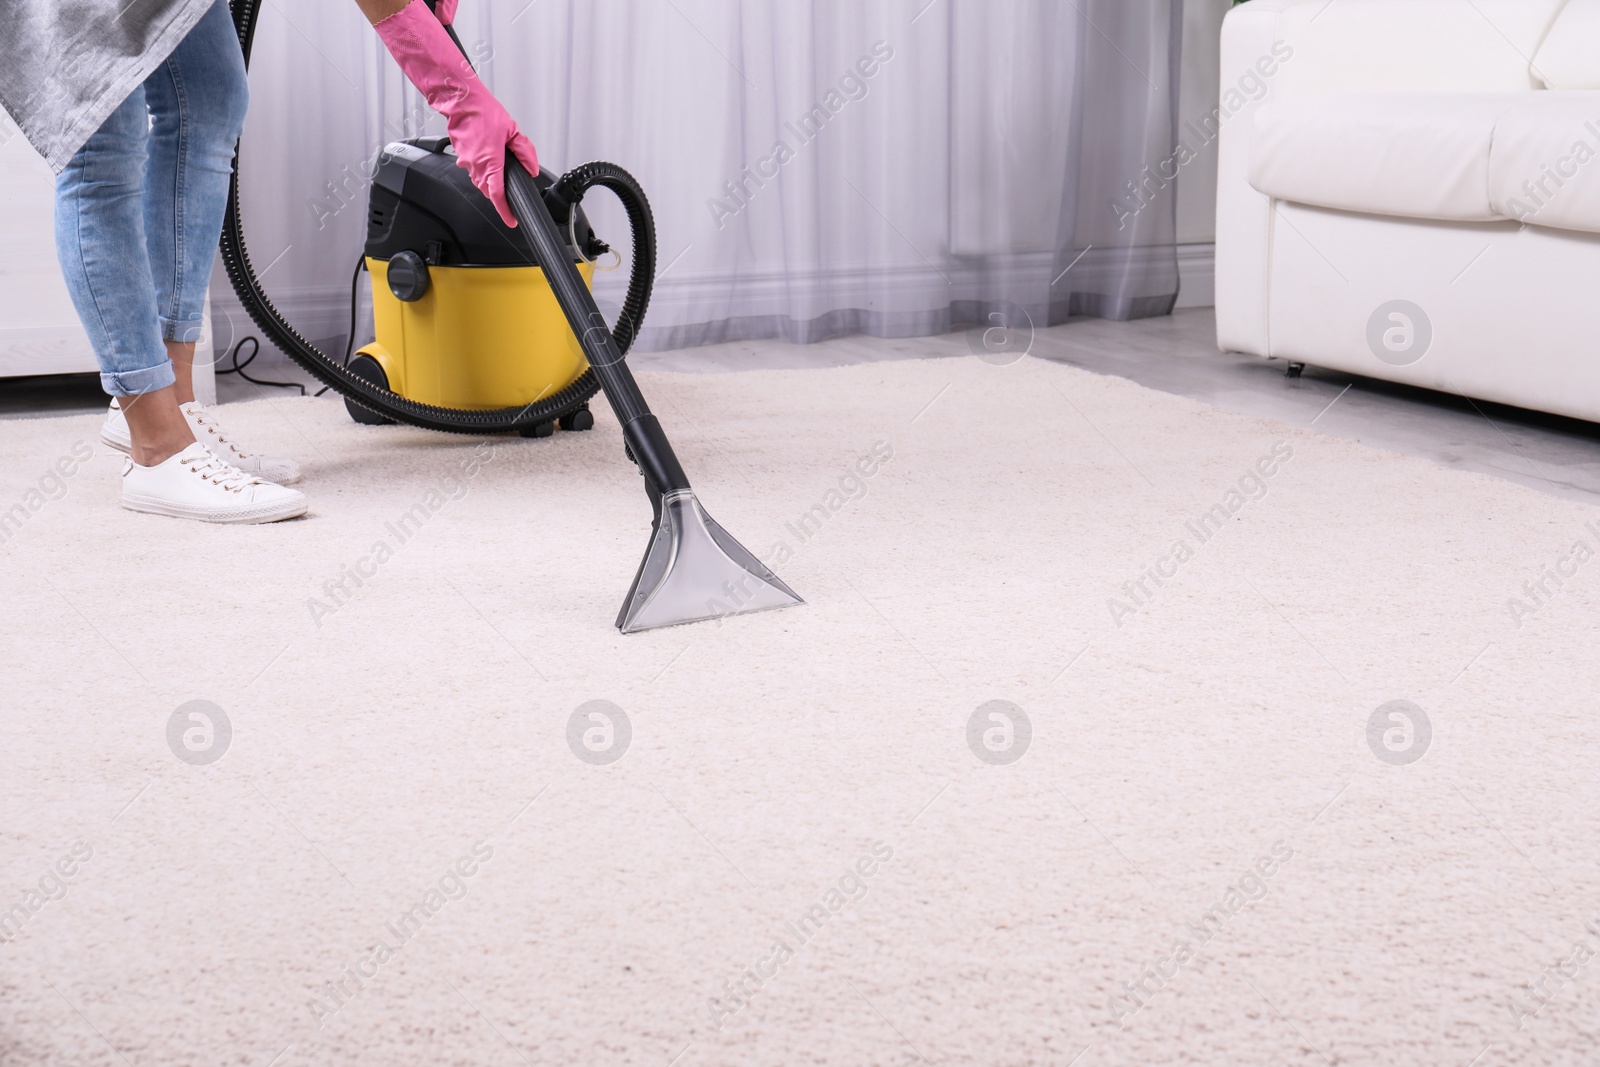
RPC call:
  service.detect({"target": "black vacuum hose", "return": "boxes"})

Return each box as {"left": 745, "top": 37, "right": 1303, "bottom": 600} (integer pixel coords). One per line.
{"left": 218, "top": 0, "right": 655, "bottom": 435}
{"left": 551, "top": 163, "right": 657, "bottom": 355}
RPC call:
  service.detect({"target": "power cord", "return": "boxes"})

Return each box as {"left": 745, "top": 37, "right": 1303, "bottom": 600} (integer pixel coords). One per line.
{"left": 218, "top": 255, "right": 370, "bottom": 398}
{"left": 216, "top": 335, "right": 306, "bottom": 395}
{"left": 324, "top": 256, "right": 370, "bottom": 397}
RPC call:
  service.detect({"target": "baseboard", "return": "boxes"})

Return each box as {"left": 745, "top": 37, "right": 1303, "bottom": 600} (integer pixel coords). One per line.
{"left": 1176, "top": 242, "right": 1215, "bottom": 309}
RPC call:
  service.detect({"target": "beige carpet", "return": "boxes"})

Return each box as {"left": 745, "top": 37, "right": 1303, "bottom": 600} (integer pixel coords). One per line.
{"left": 3, "top": 354, "right": 1600, "bottom": 1067}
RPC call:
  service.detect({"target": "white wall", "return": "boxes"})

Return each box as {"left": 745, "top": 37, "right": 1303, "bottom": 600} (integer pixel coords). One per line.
{"left": 0, "top": 114, "right": 98, "bottom": 379}
{"left": 1178, "top": 0, "right": 1231, "bottom": 245}
{"left": 0, "top": 111, "right": 214, "bottom": 396}
{"left": 1174, "top": 0, "right": 1230, "bottom": 307}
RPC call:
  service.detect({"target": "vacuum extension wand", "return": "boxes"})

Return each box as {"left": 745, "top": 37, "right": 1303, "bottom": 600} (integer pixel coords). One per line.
{"left": 223, "top": 0, "right": 795, "bottom": 630}
{"left": 503, "top": 161, "right": 803, "bottom": 632}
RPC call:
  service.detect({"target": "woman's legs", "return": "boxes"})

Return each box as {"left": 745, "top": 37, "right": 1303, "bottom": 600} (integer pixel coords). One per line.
{"left": 142, "top": 0, "right": 251, "bottom": 407}
{"left": 53, "top": 0, "right": 303, "bottom": 519}
{"left": 132, "top": 6, "right": 298, "bottom": 486}
{"left": 54, "top": 82, "right": 196, "bottom": 465}
{"left": 56, "top": 0, "right": 271, "bottom": 470}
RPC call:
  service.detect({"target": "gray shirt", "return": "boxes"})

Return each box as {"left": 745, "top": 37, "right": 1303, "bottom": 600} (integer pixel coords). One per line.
{"left": 0, "top": 0, "right": 217, "bottom": 172}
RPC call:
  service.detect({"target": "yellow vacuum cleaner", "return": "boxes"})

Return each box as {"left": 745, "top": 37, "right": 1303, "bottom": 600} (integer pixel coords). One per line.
{"left": 220, "top": 0, "right": 804, "bottom": 632}
{"left": 344, "top": 136, "right": 608, "bottom": 438}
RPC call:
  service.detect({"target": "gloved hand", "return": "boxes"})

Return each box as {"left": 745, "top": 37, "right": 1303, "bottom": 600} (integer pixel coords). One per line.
{"left": 430, "top": 0, "right": 457, "bottom": 26}
{"left": 374, "top": 0, "right": 539, "bottom": 227}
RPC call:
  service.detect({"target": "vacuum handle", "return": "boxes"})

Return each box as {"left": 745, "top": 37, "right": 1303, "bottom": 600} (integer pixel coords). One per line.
{"left": 504, "top": 155, "right": 690, "bottom": 495}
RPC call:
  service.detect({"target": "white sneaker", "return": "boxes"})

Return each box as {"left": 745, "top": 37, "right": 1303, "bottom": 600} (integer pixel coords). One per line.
{"left": 102, "top": 398, "right": 302, "bottom": 485}
{"left": 122, "top": 443, "right": 308, "bottom": 524}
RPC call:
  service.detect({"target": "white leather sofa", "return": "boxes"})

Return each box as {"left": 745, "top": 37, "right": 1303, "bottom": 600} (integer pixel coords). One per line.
{"left": 1216, "top": 0, "right": 1600, "bottom": 423}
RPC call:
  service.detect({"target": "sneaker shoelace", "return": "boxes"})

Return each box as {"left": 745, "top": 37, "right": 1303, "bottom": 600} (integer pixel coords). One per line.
{"left": 185, "top": 406, "right": 256, "bottom": 461}
{"left": 184, "top": 451, "right": 260, "bottom": 494}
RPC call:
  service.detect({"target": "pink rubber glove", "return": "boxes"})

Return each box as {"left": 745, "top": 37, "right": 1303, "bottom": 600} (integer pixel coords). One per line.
{"left": 374, "top": 0, "right": 539, "bottom": 227}
{"left": 431, "top": 0, "right": 457, "bottom": 26}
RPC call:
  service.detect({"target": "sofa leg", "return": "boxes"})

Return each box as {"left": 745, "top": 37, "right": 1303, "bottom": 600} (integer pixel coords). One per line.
{"left": 1285, "top": 362, "right": 1305, "bottom": 379}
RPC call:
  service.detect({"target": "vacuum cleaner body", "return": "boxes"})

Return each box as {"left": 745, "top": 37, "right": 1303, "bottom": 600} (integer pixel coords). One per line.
{"left": 222, "top": 0, "right": 802, "bottom": 631}
{"left": 356, "top": 137, "right": 601, "bottom": 415}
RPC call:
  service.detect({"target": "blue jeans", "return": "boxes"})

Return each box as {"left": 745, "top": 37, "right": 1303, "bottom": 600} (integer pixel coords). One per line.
{"left": 54, "top": 0, "right": 248, "bottom": 397}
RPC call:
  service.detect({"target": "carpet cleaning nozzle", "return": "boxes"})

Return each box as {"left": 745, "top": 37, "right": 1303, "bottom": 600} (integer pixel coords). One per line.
{"left": 503, "top": 159, "right": 804, "bottom": 633}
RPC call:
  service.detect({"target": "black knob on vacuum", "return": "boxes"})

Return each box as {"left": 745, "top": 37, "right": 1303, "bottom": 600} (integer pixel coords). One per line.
{"left": 387, "top": 250, "right": 430, "bottom": 302}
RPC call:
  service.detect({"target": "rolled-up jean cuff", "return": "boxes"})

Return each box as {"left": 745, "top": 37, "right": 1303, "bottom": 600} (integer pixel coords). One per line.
{"left": 100, "top": 361, "right": 177, "bottom": 398}
{"left": 161, "top": 316, "right": 206, "bottom": 344}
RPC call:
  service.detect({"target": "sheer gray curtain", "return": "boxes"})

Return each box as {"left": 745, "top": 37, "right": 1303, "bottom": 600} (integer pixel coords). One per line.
{"left": 228, "top": 0, "right": 1183, "bottom": 356}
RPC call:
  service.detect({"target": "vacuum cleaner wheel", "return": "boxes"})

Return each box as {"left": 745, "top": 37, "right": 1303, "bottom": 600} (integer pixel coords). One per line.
{"left": 559, "top": 406, "right": 595, "bottom": 432}
{"left": 516, "top": 405, "right": 595, "bottom": 438}
{"left": 345, "top": 355, "right": 395, "bottom": 426}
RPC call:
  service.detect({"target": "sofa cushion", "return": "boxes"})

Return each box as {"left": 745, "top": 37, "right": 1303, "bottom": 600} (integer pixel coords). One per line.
{"left": 1274, "top": 0, "right": 1565, "bottom": 96}
{"left": 1487, "top": 92, "right": 1600, "bottom": 233}
{"left": 1533, "top": 0, "right": 1600, "bottom": 89}
{"left": 1249, "top": 94, "right": 1529, "bottom": 222}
